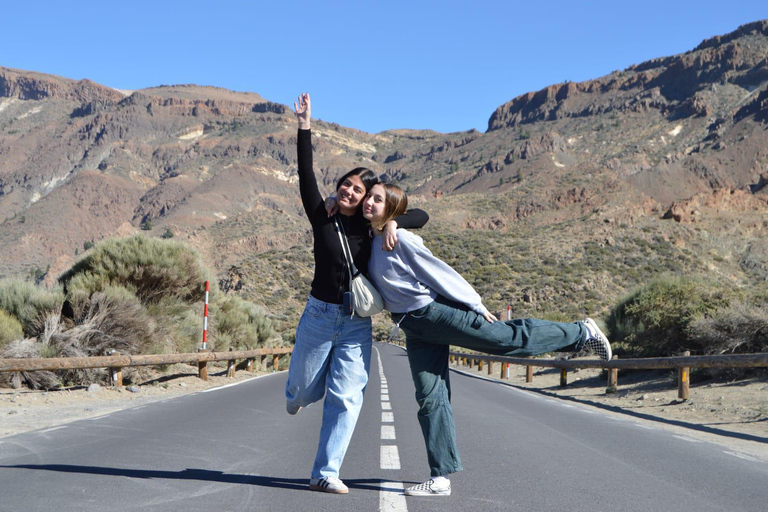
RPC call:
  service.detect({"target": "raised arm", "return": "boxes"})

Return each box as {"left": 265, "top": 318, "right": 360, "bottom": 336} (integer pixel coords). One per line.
{"left": 294, "top": 93, "right": 324, "bottom": 219}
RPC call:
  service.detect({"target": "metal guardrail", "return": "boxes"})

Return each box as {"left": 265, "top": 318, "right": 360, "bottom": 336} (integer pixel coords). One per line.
{"left": 389, "top": 341, "right": 768, "bottom": 400}
{"left": 0, "top": 347, "right": 293, "bottom": 386}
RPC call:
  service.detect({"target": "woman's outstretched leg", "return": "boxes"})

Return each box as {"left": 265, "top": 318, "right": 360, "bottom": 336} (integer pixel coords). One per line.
{"left": 398, "top": 295, "right": 588, "bottom": 357}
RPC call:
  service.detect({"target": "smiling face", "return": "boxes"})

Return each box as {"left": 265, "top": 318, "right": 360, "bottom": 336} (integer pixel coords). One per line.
{"left": 363, "top": 183, "right": 387, "bottom": 224}
{"left": 336, "top": 174, "right": 367, "bottom": 214}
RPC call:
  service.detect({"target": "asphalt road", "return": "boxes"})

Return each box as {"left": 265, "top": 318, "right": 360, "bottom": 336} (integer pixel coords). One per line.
{"left": 1, "top": 342, "right": 766, "bottom": 511}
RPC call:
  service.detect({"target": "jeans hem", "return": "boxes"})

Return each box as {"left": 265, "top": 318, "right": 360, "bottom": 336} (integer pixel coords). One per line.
{"left": 431, "top": 466, "right": 463, "bottom": 477}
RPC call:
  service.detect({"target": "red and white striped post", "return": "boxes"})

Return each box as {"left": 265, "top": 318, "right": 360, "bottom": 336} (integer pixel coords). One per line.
{"left": 202, "top": 281, "right": 209, "bottom": 350}
{"left": 198, "top": 281, "right": 210, "bottom": 380}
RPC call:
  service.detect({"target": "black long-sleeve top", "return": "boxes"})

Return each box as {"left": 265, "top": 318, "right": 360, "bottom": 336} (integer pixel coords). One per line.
{"left": 297, "top": 128, "right": 429, "bottom": 304}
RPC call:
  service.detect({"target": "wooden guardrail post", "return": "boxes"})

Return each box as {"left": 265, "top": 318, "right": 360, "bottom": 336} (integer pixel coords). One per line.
{"left": 226, "top": 347, "right": 236, "bottom": 378}
{"left": 560, "top": 368, "right": 568, "bottom": 387}
{"left": 678, "top": 351, "right": 691, "bottom": 400}
{"left": 246, "top": 358, "right": 254, "bottom": 372}
{"left": 500, "top": 362, "right": 507, "bottom": 379}
{"left": 488, "top": 360, "right": 494, "bottom": 375}
{"left": 526, "top": 357, "right": 534, "bottom": 383}
{"left": 478, "top": 359, "right": 484, "bottom": 372}
{"left": 273, "top": 354, "right": 280, "bottom": 371}
{"left": 607, "top": 355, "right": 618, "bottom": 393}
{"left": 261, "top": 355, "right": 268, "bottom": 371}
{"left": 110, "top": 367, "right": 123, "bottom": 387}
{"left": 198, "top": 349, "right": 208, "bottom": 381}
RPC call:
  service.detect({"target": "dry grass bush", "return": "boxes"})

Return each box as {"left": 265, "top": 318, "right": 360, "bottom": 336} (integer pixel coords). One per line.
{"left": 47, "top": 286, "right": 158, "bottom": 385}
{"left": 56, "top": 286, "right": 157, "bottom": 356}
{"left": 687, "top": 301, "right": 768, "bottom": 355}
{"left": 0, "top": 279, "right": 64, "bottom": 337}
{"left": 0, "top": 338, "right": 60, "bottom": 389}
{"left": 0, "top": 309, "right": 23, "bottom": 348}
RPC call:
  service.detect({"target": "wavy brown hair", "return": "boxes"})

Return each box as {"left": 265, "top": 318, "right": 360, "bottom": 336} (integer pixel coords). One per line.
{"left": 373, "top": 183, "right": 408, "bottom": 229}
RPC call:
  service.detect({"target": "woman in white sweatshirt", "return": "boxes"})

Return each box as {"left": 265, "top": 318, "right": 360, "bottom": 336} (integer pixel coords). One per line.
{"left": 362, "top": 182, "right": 612, "bottom": 497}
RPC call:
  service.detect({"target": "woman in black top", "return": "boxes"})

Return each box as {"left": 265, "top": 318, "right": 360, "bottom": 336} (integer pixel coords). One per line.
{"left": 285, "top": 93, "right": 428, "bottom": 494}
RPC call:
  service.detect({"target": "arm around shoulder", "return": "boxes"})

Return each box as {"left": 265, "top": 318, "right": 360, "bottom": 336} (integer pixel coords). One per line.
{"left": 393, "top": 208, "right": 429, "bottom": 230}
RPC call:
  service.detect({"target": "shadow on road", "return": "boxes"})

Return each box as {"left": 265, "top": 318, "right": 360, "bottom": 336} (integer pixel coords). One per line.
{"left": 0, "top": 464, "right": 391, "bottom": 491}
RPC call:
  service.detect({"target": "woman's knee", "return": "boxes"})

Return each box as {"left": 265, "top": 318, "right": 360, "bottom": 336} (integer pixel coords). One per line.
{"left": 415, "top": 382, "right": 450, "bottom": 414}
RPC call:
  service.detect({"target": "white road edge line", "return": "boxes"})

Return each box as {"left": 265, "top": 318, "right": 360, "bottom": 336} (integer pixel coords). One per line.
{"left": 724, "top": 451, "right": 760, "bottom": 462}
{"left": 40, "top": 426, "right": 66, "bottom": 433}
{"left": 200, "top": 370, "right": 286, "bottom": 393}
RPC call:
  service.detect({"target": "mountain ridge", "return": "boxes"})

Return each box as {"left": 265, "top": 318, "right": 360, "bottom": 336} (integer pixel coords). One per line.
{"left": 1, "top": 20, "right": 767, "bottom": 333}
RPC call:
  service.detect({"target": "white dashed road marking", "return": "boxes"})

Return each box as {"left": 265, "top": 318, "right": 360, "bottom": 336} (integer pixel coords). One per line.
{"left": 374, "top": 345, "right": 408, "bottom": 511}
{"left": 381, "top": 425, "right": 396, "bottom": 440}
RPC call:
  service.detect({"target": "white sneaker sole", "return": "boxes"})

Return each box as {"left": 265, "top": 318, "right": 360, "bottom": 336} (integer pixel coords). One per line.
{"left": 309, "top": 484, "right": 348, "bottom": 494}
{"left": 404, "top": 489, "right": 451, "bottom": 496}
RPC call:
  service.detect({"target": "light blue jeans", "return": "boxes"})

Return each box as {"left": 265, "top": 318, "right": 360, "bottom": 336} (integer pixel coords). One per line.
{"left": 285, "top": 295, "right": 372, "bottom": 479}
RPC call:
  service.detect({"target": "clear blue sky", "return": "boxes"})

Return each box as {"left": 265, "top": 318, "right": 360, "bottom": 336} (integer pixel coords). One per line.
{"left": 2, "top": 1, "right": 766, "bottom": 133}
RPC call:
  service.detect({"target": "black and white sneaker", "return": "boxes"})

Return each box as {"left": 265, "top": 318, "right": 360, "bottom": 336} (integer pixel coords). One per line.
{"left": 309, "top": 476, "right": 349, "bottom": 494}
{"left": 404, "top": 478, "right": 451, "bottom": 496}
{"left": 583, "top": 318, "right": 612, "bottom": 361}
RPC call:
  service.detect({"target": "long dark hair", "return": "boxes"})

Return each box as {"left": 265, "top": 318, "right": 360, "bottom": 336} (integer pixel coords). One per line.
{"left": 336, "top": 167, "right": 378, "bottom": 192}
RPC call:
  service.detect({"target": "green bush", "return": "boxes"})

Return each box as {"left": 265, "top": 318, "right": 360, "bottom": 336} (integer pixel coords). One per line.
{"left": 60, "top": 235, "right": 212, "bottom": 305}
{"left": 0, "top": 279, "right": 64, "bottom": 337}
{"left": 607, "top": 275, "right": 738, "bottom": 356}
{"left": 0, "top": 309, "right": 23, "bottom": 348}
{"left": 210, "top": 295, "right": 273, "bottom": 351}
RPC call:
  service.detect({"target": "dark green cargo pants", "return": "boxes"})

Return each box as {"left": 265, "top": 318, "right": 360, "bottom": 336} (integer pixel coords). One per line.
{"left": 394, "top": 295, "right": 587, "bottom": 477}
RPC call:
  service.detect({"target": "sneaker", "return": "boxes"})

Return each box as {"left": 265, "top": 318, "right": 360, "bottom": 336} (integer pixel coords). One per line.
{"left": 286, "top": 401, "right": 303, "bottom": 415}
{"left": 582, "top": 318, "right": 612, "bottom": 361}
{"left": 309, "top": 476, "right": 349, "bottom": 494}
{"left": 404, "top": 478, "right": 451, "bottom": 496}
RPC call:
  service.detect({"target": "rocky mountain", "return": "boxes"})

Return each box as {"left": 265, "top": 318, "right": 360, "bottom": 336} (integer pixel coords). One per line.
{"left": 1, "top": 20, "right": 768, "bottom": 335}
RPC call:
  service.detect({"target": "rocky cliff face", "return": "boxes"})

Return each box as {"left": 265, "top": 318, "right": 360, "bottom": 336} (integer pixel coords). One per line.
{"left": 487, "top": 20, "right": 768, "bottom": 131}
{"left": 0, "top": 67, "right": 125, "bottom": 103}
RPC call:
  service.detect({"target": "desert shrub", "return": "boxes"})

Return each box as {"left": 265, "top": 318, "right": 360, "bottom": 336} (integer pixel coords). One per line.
{"left": 607, "top": 275, "right": 738, "bottom": 356}
{"left": 0, "top": 309, "right": 24, "bottom": 348}
{"left": 47, "top": 286, "right": 159, "bottom": 385}
{"left": 55, "top": 285, "right": 157, "bottom": 357}
{"left": 0, "top": 339, "right": 61, "bottom": 389}
{"left": 59, "top": 235, "right": 213, "bottom": 305}
{"left": 209, "top": 295, "right": 273, "bottom": 351}
{"left": 687, "top": 301, "right": 768, "bottom": 355}
{"left": 146, "top": 298, "right": 202, "bottom": 354}
{"left": 0, "top": 279, "right": 64, "bottom": 337}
